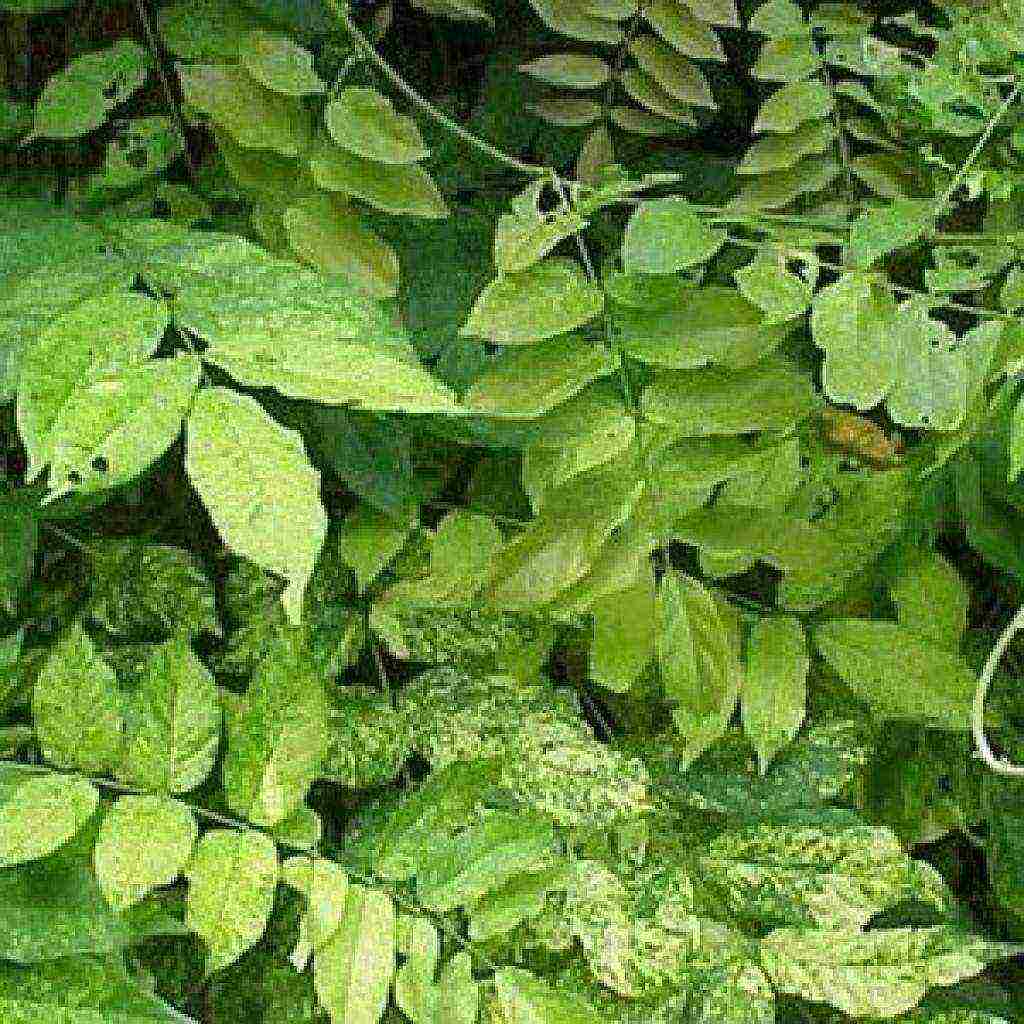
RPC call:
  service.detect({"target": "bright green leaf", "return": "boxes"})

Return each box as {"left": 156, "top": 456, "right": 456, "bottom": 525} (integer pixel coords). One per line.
{"left": 622, "top": 198, "right": 727, "bottom": 274}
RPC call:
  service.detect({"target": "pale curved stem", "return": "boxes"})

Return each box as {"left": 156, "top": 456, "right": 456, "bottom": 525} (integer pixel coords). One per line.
{"left": 973, "top": 602, "right": 1024, "bottom": 776}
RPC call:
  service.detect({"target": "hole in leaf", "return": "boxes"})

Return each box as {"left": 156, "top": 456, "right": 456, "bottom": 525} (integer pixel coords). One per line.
{"left": 125, "top": 147, "right": 148, "bottom": 169}
{"left": 67, "top": 470, "right": 82, "bottom": 485}
{"left": 91, "top": 455, "right": 109, "bottom": 473}
{"left": 937, "top": 774, "right": 952, "bottom": 793}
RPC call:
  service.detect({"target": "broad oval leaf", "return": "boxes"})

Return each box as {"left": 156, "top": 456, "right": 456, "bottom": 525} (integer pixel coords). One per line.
{"left": 461, "top": 258, "right": 604, "bottom": 346}
{"left": 493, "top": 967, "right": 601, "bottom": 1024}
{"left": 0, "top": 772, "right": 98, "bottom": 867}
{"left": 325, "top": 87, "right": 428, "bottom": 164}
{"left": 813, "top": 619, "right": 978, "bottom": 729}
{"left": 238, "top": 29, "right": 325, "bottom": 96}
{"left": 46, "top": 354, "right": 200, "bottom": 502}
{"left": 622, "top": 197, "right": 727, "bottom": 274}
{"left": 33, "top": 624, "right": 123, "bottom": 773}
{"left": 94, "top": 795, "right": 197, "bottom": 911}
{"left": 890, "top": 550, "right": 968, "bottom": 650}
{"left": 283, "top": 194, "right": 400, "bottom": 300}
{"left": 16, "top": 290, "right": 169, "bottom": 480}
{"left": 310, "top": 141, "right": 448, "bottom": 218}
{"left": 590, "top": 569, "right": 657, "bottom": 693}
{"left": 314, "top": 884, "right": 396, "bottom": 1024}
{"left": 753, "top": 79, "right": 833, "bottom": 133}
{"left": 118, "top": 634, "right": 222, "bottom": 795}
{"left": 186, "top": 828, "right": 279, "bottom": 974}
{"left": 185, "top": 387, "right": 327, "bottom": 625}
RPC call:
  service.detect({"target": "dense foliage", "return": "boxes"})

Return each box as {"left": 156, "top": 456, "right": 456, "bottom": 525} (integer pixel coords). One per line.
{"left": 0, "top": 0, "right": 1023, "bottom": 1020}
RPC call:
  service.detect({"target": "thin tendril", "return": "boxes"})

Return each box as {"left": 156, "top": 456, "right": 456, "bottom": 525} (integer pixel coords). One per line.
{"left": 973, "top": 603, "right": 1024, "bottom": 777}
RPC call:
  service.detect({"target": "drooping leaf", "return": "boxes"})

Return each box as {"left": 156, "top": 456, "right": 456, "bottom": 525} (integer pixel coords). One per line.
{"left": 222, "top": 630, "right": 328, "bottom": 826}
{"left": 325, "top": 87, "right": 428, "bottom": 164}
{"left": 314, "top": 884, "right": 395, "bottom": 1024}
{"left": 589, "top": 569, "right": 657, "bottom": 693}
{"left": 890, "top": 550, "right": 968, "bottom": 649}
{"left": 622, "top": 198, "right": 727, "bottom": 274}
{"left": 753, "top": 79, "right": 833, "bottom": 133}
{"left": 461, "top": 258, "right": 604, "bottom": 346}
{"left": 185, "top": 387, "right": 327, "bottom": 625}
{"left": 628, "top": 35, "right": 717, "bottom": 108}
{"left": 519, "top": 54, "right": 612, "bottom": 88}
{"left": 118, "top": 634, "right": 222, "bottom": 795}
{"left": 657, "top": 571, "right": 741, "bottom": 768}
{"left": 0, "top": 771, "right": 98, "bottom": 868}
{"left": 741, "top": 617, "right": 807, "bottom": 773}
{"left": 186, "top": 828, "right": 279, "bottom": 975}
{"left": 813, "top": 619, "right": 978, "bottom": 729}
{"left": 46, "top": 354, "right": 200, "bottom": 502}
{"left": 33, "top": 624, "right": 123, "bottom": 774}
{"left": 93, "top": 795, "right": 197, "bottom": 911}
{"left": 337, "top": 502, "right": 414, "bottom": 592}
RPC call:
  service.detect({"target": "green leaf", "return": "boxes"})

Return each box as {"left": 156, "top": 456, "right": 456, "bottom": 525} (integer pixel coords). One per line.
{"left": 749, "top": 0, "right": 805, "bottom": 35}
{"left": 158, "top": 0, "right": 264, "bottom": 60}
{"left": 283, "top": 194, "right": 399, "bottom": 300}
{"left": 890, "top": 551, "right": 968, "bottom": 649}
{"left": 492, "top": 968, "right": 601, "bottom": 1024}
{"left": 461, "top": 258, "right": 604, "bottom": 346}
{"left": 622, "top": 198, "right": 727, "bottom": 274}
{"left": 734, "top": 256, "right": 812, "bottom": 323}
{"left": 760, "top": 927, "right": 1024, "bottom": 1018}
{"left": 415, "top": 812, "right": 557, "bottom": 913}
{"left": 590, "top": 569, "right": 657, "bottom": 693}
{"left": 45, "top": 354, "right": 200, "bottom": 502}
{"left": 810, "top": 272, "right": 898, "bottom": 409}
{"left": 849, "top": 199, "right": 934, "bottom": 268}
{"left": 326, "top": 87, "right": 428, "bottom": 164}
{"left": 27, "top": 40, "right": 148, "bottom": 141}
{"left": 337, "top": 503, "right": 414, "bottom": 592}
{"left": 641, "top": 358, "right": 818, "bottom": 435}
{"left": 646, "top": 0, "right": 726, "bottom": 60}
{"left": 701, "top": 824, "right": 948, "bottom": 930}
{"left": 738, "top": 120, "right": 835, "bottom": 175}
{"left": 94, "top": 795, "right": 197, "bottom": 912}
{"left": 1000, "top": 265, "right": 1024, "bottom": 312}
{"left": 463, "top": 336, "right": 616, "bottom": 417}
{"left": 983, "top": 778, "right": 1024, "bottom": 918}
{"left": 430, "top": 511, "right": 504, "bottom": 594}
{"left": 0, "top": 771, "right": 98, "bottom": 867}
{"left": 177, "top": 63, "right": 310, "bottom": 157}
{"left": 310, "top": 141, "right": 449, "bottom": 219}
{"left": 222, "top": 630, "right": 328, "bottom": 826}
{"left": 813, "top": 619, "right": 978, "bottom": 729}
{"left": 281, "top": 855, "right": 350, "bottom": 967}
{"left": 657, "top": 572, "right": 741, "bottom": 768}
{"left": 518, "top": 54, "right": 611, "bottom": 88}
{"left": 33, "top": 624, "right": 123, "bottom": 773}
{"left": 0, "top": 489, "right": 37, "bottom": 616}
{"left": 185, "top": 387, "right": 327, "bottom": 625}
{"left": 628, "top": 35, "right": 716, "bottom": 108}
{"left": 742, "top": 617, "right": 807, "bottom": 773}
{"left": 614, "top": 287, "right": 786, "bottom": 369}
{"left": 1011, "top": 396, "right": 1024, "bottom": 484}
{"left": 238, "top": 29, "right": 324, "bottom": 96}
{"left": 314, "top": 884, "right": 395, "bottom": 1024}
{"left": 187, "top": 828, "right": 279, "bottom": 975}
{"left": 396, "top": 918, "right": 478, "bottom": 1024}
{"left": 753, "top": 79, "right": 833, "bottom": 133}
{"left": 692, "top": 963, "right": 775, "bottom": 1024}
{"left": 17, "top": 290, "right": 169, "bottom": 480}
{"left": 754, "top": 34, "right": 819, "bottom": 82}
{"left": 118, "top": 635, "right": 221, "bottom": 795}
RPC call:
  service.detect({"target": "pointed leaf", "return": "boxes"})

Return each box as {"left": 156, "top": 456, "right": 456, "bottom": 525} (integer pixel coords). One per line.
{"left": 629, "top": 35, "right": 717, "bottom": 108}
{"left": 623, "top": 197, "right": 727, "bottom": 274}
{"left": 590, "top": 569, "right": 657, "bottom": 693}
{"left": 519, "top": 54, "right": 611, "bottom": 88}
{"left": 0, "top": 771, "right": 98, "bottom": 868}
{"left": 849, "top": 199, "right": 934, "bottom": 268}
{"left": 94, "top": 795, "right": 197, "bottom": 911}
{"left": 186, "top": 828, "right": 279, "bottom": 975}
{"left": 326, "top": 87, "right": 428, "bottom": 164}
{"left": 238, "top": 29, "right": 324, "bottom": 96}
{"left": 753, "top": 79, "right": 833, "bottom": 133}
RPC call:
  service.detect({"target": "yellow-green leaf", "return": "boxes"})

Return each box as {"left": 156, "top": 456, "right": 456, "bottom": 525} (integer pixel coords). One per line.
{"left": 94, "top": 795, "right": 197, "bottom": 911}
{"left": 0, "top": 771, "right": 98, "bottom": 868}
{"left": 325, "top": 87, "right": 428, "bottom": 164}
{"left": 238, "top": 29, "right": 324, "bottom": 96}
{"left": 186, "top": 828, "right": 279, "bottom": 975}
{"left": 623, "top": 197, "right": 727, "bottom": 273}
{"left": 519, "top": 54, "right": 611, "bottom": 88}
